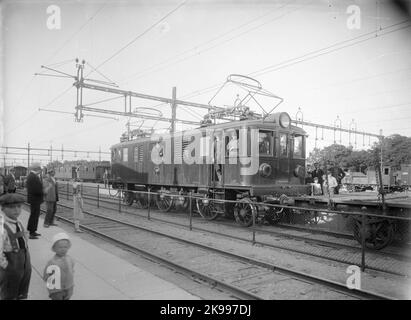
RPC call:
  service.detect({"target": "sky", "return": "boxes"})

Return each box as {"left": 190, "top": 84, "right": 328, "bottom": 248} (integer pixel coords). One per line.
{"left": 1, "top": 0, "right": 411, "bottom": 166}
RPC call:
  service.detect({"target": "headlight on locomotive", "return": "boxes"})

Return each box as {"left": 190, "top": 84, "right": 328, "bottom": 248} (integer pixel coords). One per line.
{"left": 265, "top": 112, "right": 291, "bottom": 128}
{"left": 279, "top": 112, "right": 291, "bottom": 128}
{"left": 259, "top": 163, "right": 272, "bottom": 177}
{"left": 294, "top": 165, "right": 305, "bottom": 178}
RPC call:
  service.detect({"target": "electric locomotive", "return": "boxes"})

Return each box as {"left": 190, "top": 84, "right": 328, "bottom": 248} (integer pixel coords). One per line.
{"left": 110, "top": 110, "right": 310, "bottom": 226}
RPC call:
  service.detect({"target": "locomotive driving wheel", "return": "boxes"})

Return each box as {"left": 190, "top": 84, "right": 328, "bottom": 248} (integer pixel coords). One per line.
{"left": 264, "top": 207, "right": 284, "bottom": 225}
{"left": 196, "top": 197, "right": 219, "bottom": 220}
{"left": 234, "top": 198, "right": 257, "bottom": 227}
{"left": 136, "top": 194, "right": 150, "bottom": 209}
{"left": 353, "top": 218, "right": 394, "bottom": 250}
{"left": 156, "top": 192, "right": 174, "bottom": 212}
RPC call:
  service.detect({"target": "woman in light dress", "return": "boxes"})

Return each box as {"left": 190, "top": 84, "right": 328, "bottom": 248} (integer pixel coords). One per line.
{"left": 72, "top": 175, "right": 84, "bottom": 233}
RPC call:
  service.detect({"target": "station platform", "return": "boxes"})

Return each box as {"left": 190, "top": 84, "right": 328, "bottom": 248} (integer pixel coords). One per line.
{"left": 17, "top": 209, "right": 199, "bottom": 300}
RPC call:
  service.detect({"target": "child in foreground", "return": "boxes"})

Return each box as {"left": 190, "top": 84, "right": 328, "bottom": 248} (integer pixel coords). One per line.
{"left": 0, "top": 193, "right": 31, "bottom": 300}
{"left": 43, "top": 232, "right": 75, "bottom": 300}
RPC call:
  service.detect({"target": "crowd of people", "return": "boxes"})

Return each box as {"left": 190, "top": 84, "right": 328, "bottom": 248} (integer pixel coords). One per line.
{"left": 0, "top": 167, "right": 17, "bottom": 195}
{"left": 0, "top": 164, "right": 84, "bottom": 300}
{"left": 309, "top": 162, "right": 346, "bottom": 196}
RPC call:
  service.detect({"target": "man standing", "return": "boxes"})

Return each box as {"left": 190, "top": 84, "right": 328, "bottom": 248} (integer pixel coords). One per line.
{"left": 0, "top": 171, "right": 5, "bottom": 195}
{"left": 4, "top": 168, "right": 16, "bottom": 193}
{"left": 26, "top": 164, "right": 43, "bottom": 239}
{"left": 103, "top": 169, "right": 108, "bottom": 188}
{"left": 329, "top": 163, "right": 346, "bottom": 194}
{"left": 311, "top": 163, "right": 324, "bottom": 195}
{"left": 43, "top": 169, "right": 59, "bottom": 228}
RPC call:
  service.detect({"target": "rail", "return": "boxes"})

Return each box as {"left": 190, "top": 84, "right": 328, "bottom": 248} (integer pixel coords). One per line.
{"left": 20, "top": 181, "right": 411, "bottom": 274}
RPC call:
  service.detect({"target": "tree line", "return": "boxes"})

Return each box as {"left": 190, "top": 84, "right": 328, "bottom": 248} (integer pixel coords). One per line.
{"left": 307, "top": 134, "right": 411, "bottom": 172}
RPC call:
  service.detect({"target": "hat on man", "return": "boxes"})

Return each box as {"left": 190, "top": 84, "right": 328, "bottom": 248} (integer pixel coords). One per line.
{"left": 30, "top": 162, "right": 42, "bottom": 171}
{"left": 0, "top": 193, "right": 25, "bottom": 206}
{"left": 52, "top": 232, "right": 71, "bottom": 249}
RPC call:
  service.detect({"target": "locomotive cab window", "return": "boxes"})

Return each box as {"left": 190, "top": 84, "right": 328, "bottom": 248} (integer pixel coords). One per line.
{"left": 259, "top": 130, "right": 273, "bottom": 155}
{"left": 293, "top": 135, "right": 304, "bottom": 158}
{"left": 279, "top": 133, "right": 288, "bottom": 157}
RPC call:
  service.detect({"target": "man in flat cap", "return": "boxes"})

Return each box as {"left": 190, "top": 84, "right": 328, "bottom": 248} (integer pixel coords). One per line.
{"left": 26, "top": 164, "right": 43, "bottom": 239}
{"left": 0, "top": 193, "right": 32, "bottom": 300}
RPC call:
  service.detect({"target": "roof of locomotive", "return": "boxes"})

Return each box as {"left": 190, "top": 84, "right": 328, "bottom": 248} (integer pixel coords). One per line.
{"left": 111, "top": 117, "right": 306, "bottom": 149}
{"left": 111, "top": 115, "right": 306, "bottom": 149}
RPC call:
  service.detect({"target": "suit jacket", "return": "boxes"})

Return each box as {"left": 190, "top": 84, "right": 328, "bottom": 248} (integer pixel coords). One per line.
{"left": 26, "top": 172, "right": 44, "bottom": 204}
{"left": 330, "top": 166, "right": 346, "bottom": 183}
{"left": 311, "top": 168, "right": 324, "bottom": 183}
{"left": 4, "top": 173, "right": 16, "bottom": 192}
{"left": 43, "top": 176, "right": 59, "bottom": 202}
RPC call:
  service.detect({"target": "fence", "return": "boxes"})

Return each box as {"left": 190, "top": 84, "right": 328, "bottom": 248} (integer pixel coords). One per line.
{"left": 50, "top": 181, "right": 411, "bottom": 273}
{"left": 0, "top": 144, "right": 111, "bottom": 167}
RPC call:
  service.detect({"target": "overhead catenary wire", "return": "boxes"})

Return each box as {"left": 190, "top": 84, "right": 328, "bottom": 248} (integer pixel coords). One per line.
{"left": 5, "top": 4, "right": 107, "bottom": 140}
{"left": 119, "top": 0, "right": 300, "bottom": 84}
{"left": 43, "top": 3, "right": 108, "bottom": 65}
{"left": 7, "top": 85, "right": 74, "bottom": 137}
{"left": 159, "top": 19, "right": 411, "bottom": 113}
{"left": 87, "top": 0, "right": 188, "bottom": 78}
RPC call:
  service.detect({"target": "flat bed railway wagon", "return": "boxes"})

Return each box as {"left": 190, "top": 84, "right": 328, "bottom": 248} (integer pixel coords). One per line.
{"left": 344, "top": 165, "right": 409, "bottom": 192}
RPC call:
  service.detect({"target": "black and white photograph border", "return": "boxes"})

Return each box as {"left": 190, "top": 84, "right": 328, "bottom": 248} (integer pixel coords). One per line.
{"left": 0, "top": 0, "right": 411, "bottom": 304}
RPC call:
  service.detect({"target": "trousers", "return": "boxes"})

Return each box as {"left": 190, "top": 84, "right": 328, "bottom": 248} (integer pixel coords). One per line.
{"left": 0, "top": 250, "right": 32, "bottom": 300}
{"left": 27, "top": 202, "right": 41, "bottom": 233}
{"left": 49, "top": 287, "right": 74, "bottom": 300}
{"left": 44, "top": 201, "right": 57, "bottom": 225}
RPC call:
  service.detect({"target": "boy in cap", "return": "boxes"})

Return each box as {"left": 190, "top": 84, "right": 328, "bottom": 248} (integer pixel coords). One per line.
{"left": 43, "top": 232, "right": 75, "bottom": 300}
{"left": 0, "top": 193, "right": 32, "bottom": 300}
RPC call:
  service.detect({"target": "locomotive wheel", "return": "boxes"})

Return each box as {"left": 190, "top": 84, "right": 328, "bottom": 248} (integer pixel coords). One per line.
{"left": 124, "top": 191, "right": 134, "bottom": 206}
{"left": 234, "top": 198, "right": 257, "bottom": 227}
{"left": 353, "top": 219, "right": 394, "bottom": 250}
{"left": 264, "top": 207, "right": 284, "bottom": 225}
{"left": 156, "top": 193, "right": 174, "bottom": 212}
{"left": 136, "top": 194, "right": 150, "bottom": 209}
{"left": 196, "top": 198, "right": 219, "bottom": 220}
{"left": 176, "top": 197, "right": 190, "bottom": 211}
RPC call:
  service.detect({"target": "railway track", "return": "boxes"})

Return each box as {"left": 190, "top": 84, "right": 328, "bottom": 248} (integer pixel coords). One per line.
{"left": 24, "top": 198, "right": 394, "bottom": 300}
{"left": 48, "top": 188, "right": 411, "bottom": 277}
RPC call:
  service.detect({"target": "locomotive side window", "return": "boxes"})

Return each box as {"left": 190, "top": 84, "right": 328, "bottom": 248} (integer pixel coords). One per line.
{"left": 293, "top": 135, "right": 303, "bottom": 158}
{"left": 225, "top": 129, "right": 239, "bottom": 157}
{"left": 122, "top": 147, "right": 128, "bottom": 162}
{"left": 279, "top": 133, "right": 288, "bottom": 157}
{"left": 182, "top": 135, "right": 193, "bottom": 158}
{"left": 259, "top": 130, "right": 273, "bottom": 155}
